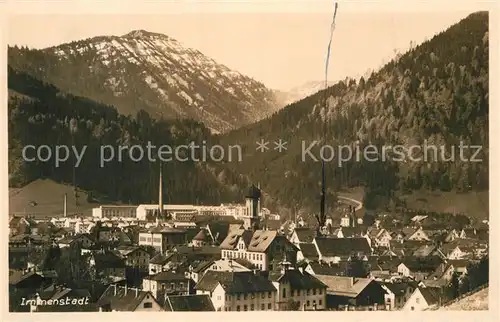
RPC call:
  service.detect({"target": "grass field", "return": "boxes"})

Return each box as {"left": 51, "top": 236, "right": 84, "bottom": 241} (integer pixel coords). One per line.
{"left": 338, "top": 186, "right": 488, "bottom": 220}
{"left": 399, "top": 190, "right": 489, "bottom": 220}
{"left": 9, "top": 179, "right": 96, "bottom": 218}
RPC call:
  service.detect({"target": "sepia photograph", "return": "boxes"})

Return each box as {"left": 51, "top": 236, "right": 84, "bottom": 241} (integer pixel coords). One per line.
{"left": 3, "top": 0, "right": 493, "bottom": 315}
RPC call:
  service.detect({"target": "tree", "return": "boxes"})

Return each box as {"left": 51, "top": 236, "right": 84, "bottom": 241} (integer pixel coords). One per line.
{"left": 446, "top": 272, "right": 460, "bottom": 300}
{"left": 286, "top": 298, "right": 301, "bottom": 311}
{"left": 345, "top": 254, "right": 369, "bottom": 278}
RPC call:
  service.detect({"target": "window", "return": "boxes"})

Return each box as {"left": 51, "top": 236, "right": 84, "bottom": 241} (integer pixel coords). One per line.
{"left": 313, "top": 289, "right": 316, "bottom": 295}
{"left": 283, "top": 288, "right": 286, "bottom": 298}
{"left": 307, "top": 290, "right": 310, "bottom": 296}
{"left": 180, "top": 282, "right": 184, "bottom": 289}
{"left": 268, "top": 291, "right": 272, "bottom": 298}
{"left": 244, "top": 305, "right": 248, "bottom": 311}
{"left": 244, "top": 294, "right": 248, "bottom": 300}
{"left": 170, "top": 283, "right": 174, "bottom": 289}
{"left": 291, "top": 290, "right": 295, "bottom": 296}
{"left": 319, "top": 300, "right": 322, "bottom": 306}
{"left": 297, "top": 290, "right": 300, "bottom": 296}
{"left": 251, "top": 304, "right": 254, "bottom": 311}
{"left": 307, "top": 301, "right": 310, "bottom": 307}
{"left": 251, "top": 293, "right": 255, "bottom": 299}
{"left": 143, "top": 302, "right": 153, "bottom": 308}
{"left": 268, "top": 303, "right": 272, "bottom": 310}
{"left": 237, "top": 294, "right": 241, "bottom": 300}
{"left": 217, "top": 296, "right": 221, "bottom": 300}
{"left": 411, "top": 306, "right": 415, "bottom": 311}
{"left": 261, "top": 293, "right": 265, "bottom": 299}
{"left": 319, "top": 289, "right": 322, "bottom": 295}
{"left": 261, "top": 304, "right": 265, "bottom": 310}
{"left": 236, "top": 305, "right": 240, "bottom": 311}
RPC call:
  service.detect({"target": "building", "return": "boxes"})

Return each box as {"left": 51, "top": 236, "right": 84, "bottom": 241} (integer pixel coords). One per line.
{"left": 57, "top": 234, "right": 95, "bottom": 249}
{"left": 402, "top": 286, "right": 442, "bottom": 311}
{"left": 241, "top": 185, "right": 261, "bottom": 230}
{"left": 163, "top": 294, "right": 215, "bottom": 311}
{"left": 316, "top": 275, "right": 387, "bottom": 310}
{"left": 194, "top": 270, "right": 277, "bottom": 311}
{"left": 220, "top": 229, "right": 298, "bottom": 271}
{"left": 313, "top": 237, "right": 372, "bottom": 263}
{"left": 138, "top": 227, "right": 188, "bottom": 253}
{"left": 92, "top": 205, "right": 137, "bottom": 219}
{"left": 142, "top": 271, "right": 193, "bottom": 299}
{"left": 114, "top": 246, "right": 151, "bottom": 271}
{"left": 381, "top": 281, "right": 418, "bottom": 310}
{"left": 97, "top": 285, "right": 162, "bottom": 311}
{"left": 366, "top": 228, "right": 392, "bottom": 248}
{"left": 89, "top": 251, "right": 126, "bottom": 280}
{"left": 269, "top": 265, "right": 328, "bottom": 311}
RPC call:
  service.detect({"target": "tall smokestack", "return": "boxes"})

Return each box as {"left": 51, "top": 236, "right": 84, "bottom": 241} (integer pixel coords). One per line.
{"left": 64, "top": 193, "right": 67, "bottom": 217}
{"left": 257, "top": 182, "right": 261, "bottom": 216}
{"left": 158, "top": 163, "right": 163, "bottom": 219}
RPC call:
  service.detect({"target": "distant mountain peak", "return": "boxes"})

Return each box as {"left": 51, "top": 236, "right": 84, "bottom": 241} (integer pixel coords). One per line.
{"left": 122, "top": 29, "right": 167, "bottom": 39}
{"left": 8, "top": 28, "right": 282, "bottom": 132}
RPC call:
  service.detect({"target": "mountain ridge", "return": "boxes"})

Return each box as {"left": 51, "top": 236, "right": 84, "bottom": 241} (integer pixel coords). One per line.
{"left": 8, "top": 29, "right": 283, "bottom": 133}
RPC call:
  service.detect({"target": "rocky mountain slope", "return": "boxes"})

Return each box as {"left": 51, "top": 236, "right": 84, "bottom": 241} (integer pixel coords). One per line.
{"left": 8, "top": 30, "right": 282, "bottom": 133}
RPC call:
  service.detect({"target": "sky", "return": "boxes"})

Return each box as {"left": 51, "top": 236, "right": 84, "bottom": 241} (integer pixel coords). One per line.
{"left": 6, "top": 3, "right": 487, "bottom": 90}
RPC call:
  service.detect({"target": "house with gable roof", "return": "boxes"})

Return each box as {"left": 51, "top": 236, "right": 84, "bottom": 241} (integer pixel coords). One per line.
{"left": 97, "top": 285, "right": 162, "bottom": 311}
{"left": 194, "top": 270, "right": 277, "bottom": 311}
{"left": 315, "top": 275, "right": 387, "bottom": 310}
{"left": 313, "top": 237, "right": 372, "bottom": 264}
{"left": 402, "top": 286, "right": 442, "bottom": 311}
{"left": 220, "top": 229, "right": 298, "bottom": 271}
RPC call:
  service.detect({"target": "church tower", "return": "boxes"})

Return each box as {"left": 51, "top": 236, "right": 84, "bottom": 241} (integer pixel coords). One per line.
{"left": 244, "top": 184, "right": 261, "bottom": 231}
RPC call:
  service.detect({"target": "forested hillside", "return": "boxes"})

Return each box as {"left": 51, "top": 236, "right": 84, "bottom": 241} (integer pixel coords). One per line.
{"left": 218, "top": 12, "right": 489, "bottom": 213}
{"left": 8, "top": 67, "right": 248, "bottom": 205}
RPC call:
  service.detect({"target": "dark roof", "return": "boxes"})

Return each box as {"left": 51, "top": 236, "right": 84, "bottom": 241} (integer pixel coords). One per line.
{"left": 294, "top": 228, "right": 316, "bottom": 243}
{"left": 195, "top": 271, "right": 276, "bottom": 294}
{"left": 150, "top": 253, "right": 169, "bottom": 265}
{"left": 192, "top": 229, "right": 210, "bottom": 242}
{"left": 419, "top": 287, "right": 441, "bottom": 305}
{"left": 174, "top": 245, "right": 221, "bottom": 256}
{"left": 315, "top": 237, "right": 371, "bottom": 257}
{"left": 206, "top": 222, "right": 231, "bottom": 244}
{"left": 146, "top": 271, "right": 187, "bottom": 282}
{"left": 192, "top": 260, "right": 214, "bottom": 273}
{"left": 93, "top": 251, "right": 126, "bottom": 269}
{"left": 164, "top": 294, "right": 215, "bottom": 311}
{"left": 97, "top": 285, "right": 157, "bottom": 311}
{"left": 382, "top": 281, "right": 418, "bottom": 296}
{"left": 308, "top": 261, "right": 347, "bottom": 276}
{"left": 269, "top": 269, "right": 327, "bottom": 290}
{"left": 401, "top": 256, "right": 444, "bottom": 272}
{"left": 299, "top": 243, "right": 319, "bottom": 260}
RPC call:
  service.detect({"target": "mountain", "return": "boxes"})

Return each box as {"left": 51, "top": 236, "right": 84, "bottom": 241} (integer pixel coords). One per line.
{"left": 8, "top": 67, "right": 250, "bottom": 205}
{"left": 217, "top": 12, "right": 489, "bottom": 215}
{"left": 279, "top": 80, "right": 338, "bottom": 105}
{"left": 8, "top": 29, "right": 282, "bottom": 133}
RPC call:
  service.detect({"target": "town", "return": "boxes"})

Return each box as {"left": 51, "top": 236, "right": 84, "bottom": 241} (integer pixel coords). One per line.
{"left": 8, "top": 171, "right": 489, "bottom": 312}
